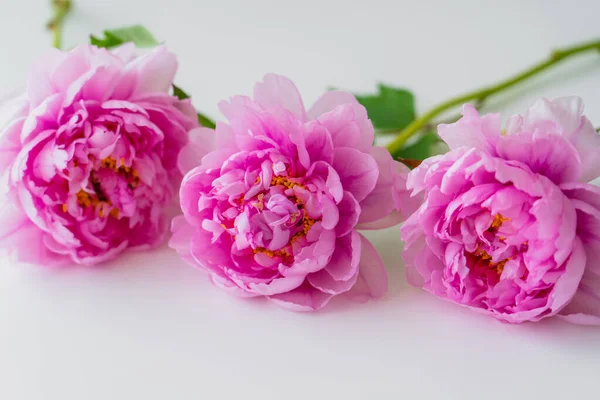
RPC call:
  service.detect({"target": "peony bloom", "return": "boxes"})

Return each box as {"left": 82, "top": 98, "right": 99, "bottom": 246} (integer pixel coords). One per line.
{"left": 402, "top": 97, "right": 600, "bottom": 324}
{"left": 0, "top": 44, "right": 198, "bottom": 265}
{"left": 170, "top": 74, "right": 417, "bottom": 311}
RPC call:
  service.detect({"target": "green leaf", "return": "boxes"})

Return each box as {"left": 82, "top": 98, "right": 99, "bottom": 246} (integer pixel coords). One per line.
{"left": 90, "top": 25, "right": 159, "bottom": 49}
{"left": 197, "top": 113, "right": 216, "bottom": 129}
{"left": 393, "top": 130, "right": 439, "bottom": 161}
{"left": 355, "top": 84, "right": 415, "bottom": 132}
{"left": 172, "top": 84, "right": 190, "bottom": 100}
{"left": 171, "top": 85, "right": 215, "bottom": 129}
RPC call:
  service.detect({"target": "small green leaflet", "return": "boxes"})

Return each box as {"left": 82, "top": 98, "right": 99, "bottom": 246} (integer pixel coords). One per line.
{"left": 90, "top": 25, "right": 159, "bottom": 49}
{"left": 172, "top": 84, "right": 190, "bottom": 100}
{"left": 355, "top": 84, "right": 415, "bottom": 132}
{"left": 197, "top": 113, "right": 216, "bottom": 129}
{"left": 171, "top": 85, "right": 216, "bottom": 129}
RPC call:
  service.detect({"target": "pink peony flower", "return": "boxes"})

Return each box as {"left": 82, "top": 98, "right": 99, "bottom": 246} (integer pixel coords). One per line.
{"left": 402, "top": 97, "right": 600, "bottom": 324}
{"left": 0, "top": 44, "right": 198, "bottom": 265}
{"left": 170, "top": 74, "right": 417, "bottom": 311}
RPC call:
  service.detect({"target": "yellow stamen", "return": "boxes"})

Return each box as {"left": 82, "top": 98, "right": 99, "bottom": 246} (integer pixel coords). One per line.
{"left": 472, "top": 245, "right": 508, "bottom": 275}
{"left": 254, "top": 246, "right": 291, "bottom": 259}
{"left": 101, "top": 157, "right": 117, "bottom": 171}
{"left": 489, "top": 213, "right": 510, "bottom": 231}
{"left": 271, "top": 176, "right": 304, "bottom": 190}
{"left": 62, "top": 204, "right": 68, "bottom": 213}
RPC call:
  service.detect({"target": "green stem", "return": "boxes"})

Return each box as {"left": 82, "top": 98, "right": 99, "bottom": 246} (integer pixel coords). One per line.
{"left": 386, "top": 38, "right": 600, "bottom": 156}
{"left": 47, "top": 0, "right": 72, "bottom": 49}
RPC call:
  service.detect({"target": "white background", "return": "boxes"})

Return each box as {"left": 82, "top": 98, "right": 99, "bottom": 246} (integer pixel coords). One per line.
{"left": 1, "top": 1, "right": 600, "bottom": 399}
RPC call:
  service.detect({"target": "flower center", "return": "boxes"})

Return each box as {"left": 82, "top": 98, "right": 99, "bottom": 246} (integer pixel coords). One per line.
{"left": 64, "top": 156, "right": 140, "bottom": 218}
{"left": 467, "top": 213, "right": 511, "bottom": 275}
{"left": 472, "top": 245, "right": 508, "bottom": 275}
{"left": 488, "top": 213, "right": 510, "bottom": 233}
{"left": 248, "top": 174, "right": 317, "bottom": 262}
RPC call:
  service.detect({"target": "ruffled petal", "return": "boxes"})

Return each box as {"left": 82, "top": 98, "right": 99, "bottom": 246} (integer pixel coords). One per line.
{"left": 438, "top": 104, "right": 501, "bottom": 153}
{"left": 332, "top": 147, "right": 378, "bottom": 202}
{"left": 253, "top": 73, "right": 307, "bottom": 121}
{"left": 346, "top": 233, "right": 388, "bottom": 301}
{"left": 521, "top": 97, "right": 600, "bottom": 182}
{"left": 177, "top": 127, "right": 216, "bottom": 175}
{"left": 268, "top": 281, "right": 333, "bottom": 311}
{"left": 317, "top": 103, "right": 374, "bottom": 153}
{"left": 307, "top": 90, "right": 358, "bottom": 120}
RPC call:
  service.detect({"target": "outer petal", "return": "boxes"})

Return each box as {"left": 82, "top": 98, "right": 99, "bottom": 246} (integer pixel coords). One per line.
{"left": 120, "top": 46, "right": 177, "bottom": 99}
{"left": 495, "top": 131, "right": 581, "bottom": 184}
{"left": 357, "top": 147, "right": 418, "bottom": 229}
{"left": 438, "top": 104, "right": 501, "bottom": 153}
{"left": 268, "top": 282, "right": 333, "bottom": 312}
{"left": 332, "top": 147, "right": 378, "bottom": 202}
{"left": 26, "top": 47, "right": 68, "bottom": 108}
{"left": 307, "top": 231, "right": 361, "bottom": 294}
{"left": 168, "top": 215, "right": 197, "bottom": 266}
{"left": 177, "top": 128, "right": 217, "bottom": 175}
{"left": 253, "top": 73, "right": 306, "bottom": 121}
{"left": 304, "top": 120, "right": 334, "bottom": 165}
{"left": 317, "top": 103, "right": 374, "bottom": 153}
{"left": 401, "top": 210, "right": 445, "bottom": 288}
{"left": 307, "top": 90, "right": 358, "bottom": 120}
{"left": 346, "top": 233, "right": 388, "bottom": 301}
{"left": 558, "top": 183, "right": 600, "bottom": 324}
{"left": 521, "top": 97, "right": 600, "bottom": 182}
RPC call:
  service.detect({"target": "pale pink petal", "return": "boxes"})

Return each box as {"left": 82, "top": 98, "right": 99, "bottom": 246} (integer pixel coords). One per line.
{"left": 521, "top": 97, "right": 600, "bottom": 182}
{"left": 317, "top": 103, "right": 374, "bottom": 153}
{"left": 346, "top": 233, "right": 388, "bottom": 301}
{"left": 268, "top": 282, "right": 333, "bottom": 311}
{"left": 120, "top": 46, "right": 177, "bottom": 99}
{"left": 177, "top": 127, "right": 217, "bottom": 175}
{"left": 253, "top": 73, "right": 307, "bottom": 120}
{"left": 307, "top": 90, "right": 358, "bottom": 120}
{"left": 438, "top": 104, "right": 501, "bottom": 153}
{"left": 332, "top": 147, "right": 378, "bottom": 202}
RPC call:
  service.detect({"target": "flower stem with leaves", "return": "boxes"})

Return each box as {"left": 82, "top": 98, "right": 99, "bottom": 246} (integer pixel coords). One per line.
{"left": 386, "top": 38, "right": 600, "bottom": 157}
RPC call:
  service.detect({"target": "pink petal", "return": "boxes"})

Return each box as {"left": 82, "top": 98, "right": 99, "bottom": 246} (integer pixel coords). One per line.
{"left": 323, "top": 230, "right": 361, "bottom": 281}
{"left": 336, "top": 191, "right": 360, "bottom": 236}
{"left": 438, "top": 104, "right": 501, "bottom": 153}
{"left": 177, "top": 128, "right": 217, "bottom": 175}
{"left": 168, "top": 215, "right": 197, "bottom": 265}
{"left": 521, "top": 97, "right": 600, "bottom": 182}
{"left": 495, "top": 131, "right": 581, "bottom": 184}
{"left": 248, "top": 275, "right": 306, "bottom": 296}
{"left": 346, "top": 233, "right": 388, "bottom": 301}
{"left": 304, "top": 120, "right": 334, "bottom": 164}
{"left": 357, "top": 146, "right": 417, "bottom": 228}
{"left": 253, "top": 73, "right": 306, "bottom": 121}
{"left": 332, "top": 147, "right": 378, "bottom": 202}
{"left": 27, "top": 48, "right": 68, "bottom": 108}
{"left": 317, "top": 103, "right": 374, "bottom": 153}
{"left": 210, "top": 274, "right": 259, "bottom": 298}
{"left": 307, "top": 90, "right": 358, "bottom": 120}
{"left": 120, "top": 46, "right": 177, "bottom": 99}
{"left": 268, "top": 282, "right": 333, "bottom": 312}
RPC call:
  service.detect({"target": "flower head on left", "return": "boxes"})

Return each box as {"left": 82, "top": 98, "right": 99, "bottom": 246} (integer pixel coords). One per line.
{"left": 0, "top": 44, "right": 198, "bottom": 266}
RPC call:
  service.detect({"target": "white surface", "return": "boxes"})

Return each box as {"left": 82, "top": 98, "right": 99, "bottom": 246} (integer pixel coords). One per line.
{"left": 1, "top": 1, "right": 600, "bottom": 399}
